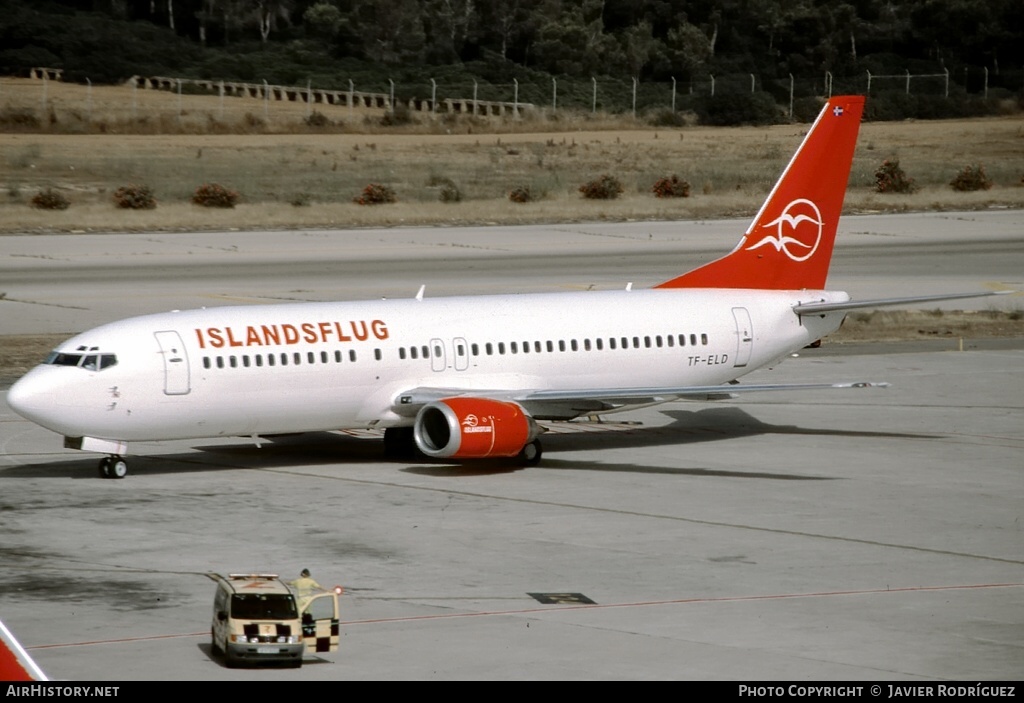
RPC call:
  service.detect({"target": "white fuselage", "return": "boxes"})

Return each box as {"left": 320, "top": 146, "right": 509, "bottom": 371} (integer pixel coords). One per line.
{"left": 8, "top": 287, "right": 848, "bottom": 444}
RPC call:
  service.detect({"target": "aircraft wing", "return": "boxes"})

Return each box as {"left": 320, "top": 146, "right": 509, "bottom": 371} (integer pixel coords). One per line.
{"left": 392, "top": 381, "right": 889, "bottom": 421}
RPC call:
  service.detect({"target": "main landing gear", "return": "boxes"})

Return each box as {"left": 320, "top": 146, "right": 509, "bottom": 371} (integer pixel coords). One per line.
{"left": 98, "top": 456, "right": 128, "bottom": 479}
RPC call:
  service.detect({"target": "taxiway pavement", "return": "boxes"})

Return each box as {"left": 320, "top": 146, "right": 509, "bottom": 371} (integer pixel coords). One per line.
{"left": 0, "top": 213, "right": 1021, "bottom": 680}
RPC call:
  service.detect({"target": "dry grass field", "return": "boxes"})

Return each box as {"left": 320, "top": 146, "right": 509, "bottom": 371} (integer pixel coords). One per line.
{"left": 1, "top": 78, "right": 1022, "bottom": 365}
{"left": 1, "top": 77, "right": 1023, "bottom": 233}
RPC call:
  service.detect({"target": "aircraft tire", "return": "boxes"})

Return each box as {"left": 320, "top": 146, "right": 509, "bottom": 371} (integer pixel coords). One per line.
{"left": 109, "top": 457, "right": 128, "bottom": 479}
{"left": 98, "top": 458, "right": 111, "bottom": 478}
{"left": 518, "top": 440, "right": 543, "bottom": 466}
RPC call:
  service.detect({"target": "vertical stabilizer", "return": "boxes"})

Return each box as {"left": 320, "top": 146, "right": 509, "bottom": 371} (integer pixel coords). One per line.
{"left": 656, "top": 95, "right": 865, "bottom": 290}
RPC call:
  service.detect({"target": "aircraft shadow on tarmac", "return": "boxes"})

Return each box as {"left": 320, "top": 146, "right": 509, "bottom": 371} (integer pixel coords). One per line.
{"left": 6, "top": 407, "right": 934, "bottom": 480}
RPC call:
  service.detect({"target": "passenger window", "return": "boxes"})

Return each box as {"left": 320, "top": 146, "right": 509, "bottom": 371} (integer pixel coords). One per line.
{"left": 485, "top": 343, "right": 493, "bottom": 356}
{"left": 321, "top": 351, "right": 328, "bottom": 363}
{"left": 399, "top": 348, "right": 407, "bottom": 360}
{"left": 690, "top": 334, "right": 697, "bottom": 346}
{"left": 307, "top": 352, "right": 315, "bottom": 364}
{"left": 498, "top": 342, "right": 505, "bottom": 355}
{"left": 335, "top": 350, "right": 343, "bottom": 363}
{"left": 374, "top": 349, "right": 382, "bottom": 361}
{"left": 701, "top": 333, "right": 709, "bottom": 345}
{"left": 349, "top": 350, "right": 357, "bottom": 362}
{"left": 216, "top": 357, "right": 225, "bottom": 369}
{"left": 203, "top": 357, "right": 211, "bottom": 369}
{"left": 243, "top": 355, "right": 251, "bottom": 368}
{"left": 546, "top": 341, "right": 553, "bottom": 352}
{"left": 558, "top": 340, "right": 566, "bottom": 352}
{"left": 229, "top": 356, "right": 237, "bottom": 368}
{"left": 268, "top": 354, "right": 276, "bottom": 367}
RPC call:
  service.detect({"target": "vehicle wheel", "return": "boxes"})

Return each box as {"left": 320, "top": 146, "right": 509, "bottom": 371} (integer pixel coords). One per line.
{"left": 98, "top": 457, "right": 111, "bottom": 478}
{"left": 210, "top": 629, "right": 221, "bottom": 655}
{"left": 517, "top": 440, "right": 542, "bottom": 466}
{"left": 108, "top": 457, "right": 128, "bottom": 479}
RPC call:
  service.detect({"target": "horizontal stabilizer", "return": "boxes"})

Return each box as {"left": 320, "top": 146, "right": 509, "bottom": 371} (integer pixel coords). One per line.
{"left": 794, "top": 290, "right": 1012, "bottom": 315}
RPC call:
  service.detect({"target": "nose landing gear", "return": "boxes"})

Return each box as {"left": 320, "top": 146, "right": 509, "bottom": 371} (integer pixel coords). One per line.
{"left": 98, "top": 456, "right": 128, "bottom": 479}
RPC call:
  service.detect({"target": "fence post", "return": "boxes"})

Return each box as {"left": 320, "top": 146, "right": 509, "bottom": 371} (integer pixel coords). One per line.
{"left": 86, "top": 78, "right": 93, "bottom": 122}
{"left": 825, "top": 71, "right": 832, "bottom": 97}
{"left": 905, "top": 69, "right": 910, "bottom": 94}
{"left": 866, "top": 70, "right": 872, "bottom": 94}
{"left": 348, "top": 79, "right": 354, "bottom": 116}
{"left": 788, "top": 73, "right": 794, "bottom": 119}
{"left": 306, "top": 79, "right": 312, "bottom": 117}
{"left": 983, "top": 67, "right": 987, "bottom": 99}
{"left": 389, "top": 79, "right": 395, "bottom": 114}
{"left": 671, "top": 76, "right": 676, "bottom": 112}
{"left": 473, "top": 79, "right": 478, "bottom": 115}
{"left": 631, "top": 76, "right": 637, "bottom": 118}
{"left": 750, "top": 73, "right": 755, "bottom": 93}
{"left": 132, "top": 77, "right": 137, "bottom": 120}
{"left": 430, "top": 78, "right": 437, "bottom": 114}
{"left": 552, "top": 77, "right": 557, "bottom": 112}
{"left": 513, "top": 78, "right": 519, "bottom": 118}
{"left": 710, "top": 74, "right": 715, "bottom": 96}
{"left": 592, "top": 77, "right": 597, "bottom": 114}
{"left": 177, "top": 78, "right": 183, "bottom": 125}
{"left": 263, "top": 79, "right": 269, "bottom": 121}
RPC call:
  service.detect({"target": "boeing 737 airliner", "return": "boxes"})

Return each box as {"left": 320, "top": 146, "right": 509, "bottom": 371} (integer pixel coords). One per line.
{"left": 6, "top": 95, "right": 1002, "bottom": 477}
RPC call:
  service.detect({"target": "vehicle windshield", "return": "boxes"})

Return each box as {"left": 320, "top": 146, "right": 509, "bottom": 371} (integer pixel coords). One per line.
{"left": 230, "top": 593, "right": 298, "bottom": 620}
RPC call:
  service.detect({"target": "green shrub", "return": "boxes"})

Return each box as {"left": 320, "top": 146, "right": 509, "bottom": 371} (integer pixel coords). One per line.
{"left": 304, "top": 110, "right": 332, "bottom": 127}
{"left": 949, "top": 164, "right": 993, "bottom": 192}
{"left": 192, "top": 183, "right": 239, "bottom": 208}
{"left": 874, "top": 159, "right": 916, "bottom": 194}
{"left": 30, "top": 188, "right": 69, "bottom": 210}
{"left": 509, "top": 186, "right": 534, "bottom": 203}
{"left": 354, "top": 183, "right": 396, "bottom": 205}
{"left": 113, "top": 184, "right": 156, "bottom": 209}
{"left": 579, "top": 174, "right": 623, "bottom": 200}
{"left": 647, "top": 109, "right": 685, "bottom": 127}
{"left": 652, "top": 175, "right": 691, "bottom": 198}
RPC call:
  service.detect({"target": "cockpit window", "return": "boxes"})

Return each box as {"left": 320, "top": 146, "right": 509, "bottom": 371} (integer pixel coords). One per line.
{"left": 45, "top": 351, "right": 117, "bottom": 370}
{"left": 46, "top": 352, "right": 83, "bottom": 366}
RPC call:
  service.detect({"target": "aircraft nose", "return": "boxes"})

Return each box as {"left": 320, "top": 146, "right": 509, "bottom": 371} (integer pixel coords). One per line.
{"left": 7, "top": 368, "right": 61, "bottom": 428}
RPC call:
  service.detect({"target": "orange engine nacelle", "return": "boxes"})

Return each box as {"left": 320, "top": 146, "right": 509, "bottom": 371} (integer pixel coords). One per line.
{"left": 413, "top": 398, "right": 539, "bottom": 459}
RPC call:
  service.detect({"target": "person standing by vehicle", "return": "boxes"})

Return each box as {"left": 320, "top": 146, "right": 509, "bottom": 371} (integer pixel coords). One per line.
{"left": 289, "top": 568, "right": 324, "bottom": 612}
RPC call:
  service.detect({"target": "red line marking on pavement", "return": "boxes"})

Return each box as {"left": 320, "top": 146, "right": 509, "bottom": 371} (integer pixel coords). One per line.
{"left": 26, "top": 582, "right": 1022, "bottom": 650}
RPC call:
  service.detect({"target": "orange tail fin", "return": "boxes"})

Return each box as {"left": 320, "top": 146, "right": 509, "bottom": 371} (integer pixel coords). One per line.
{"left": 656, "top": 95, "right": 865, "bottom": 290}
